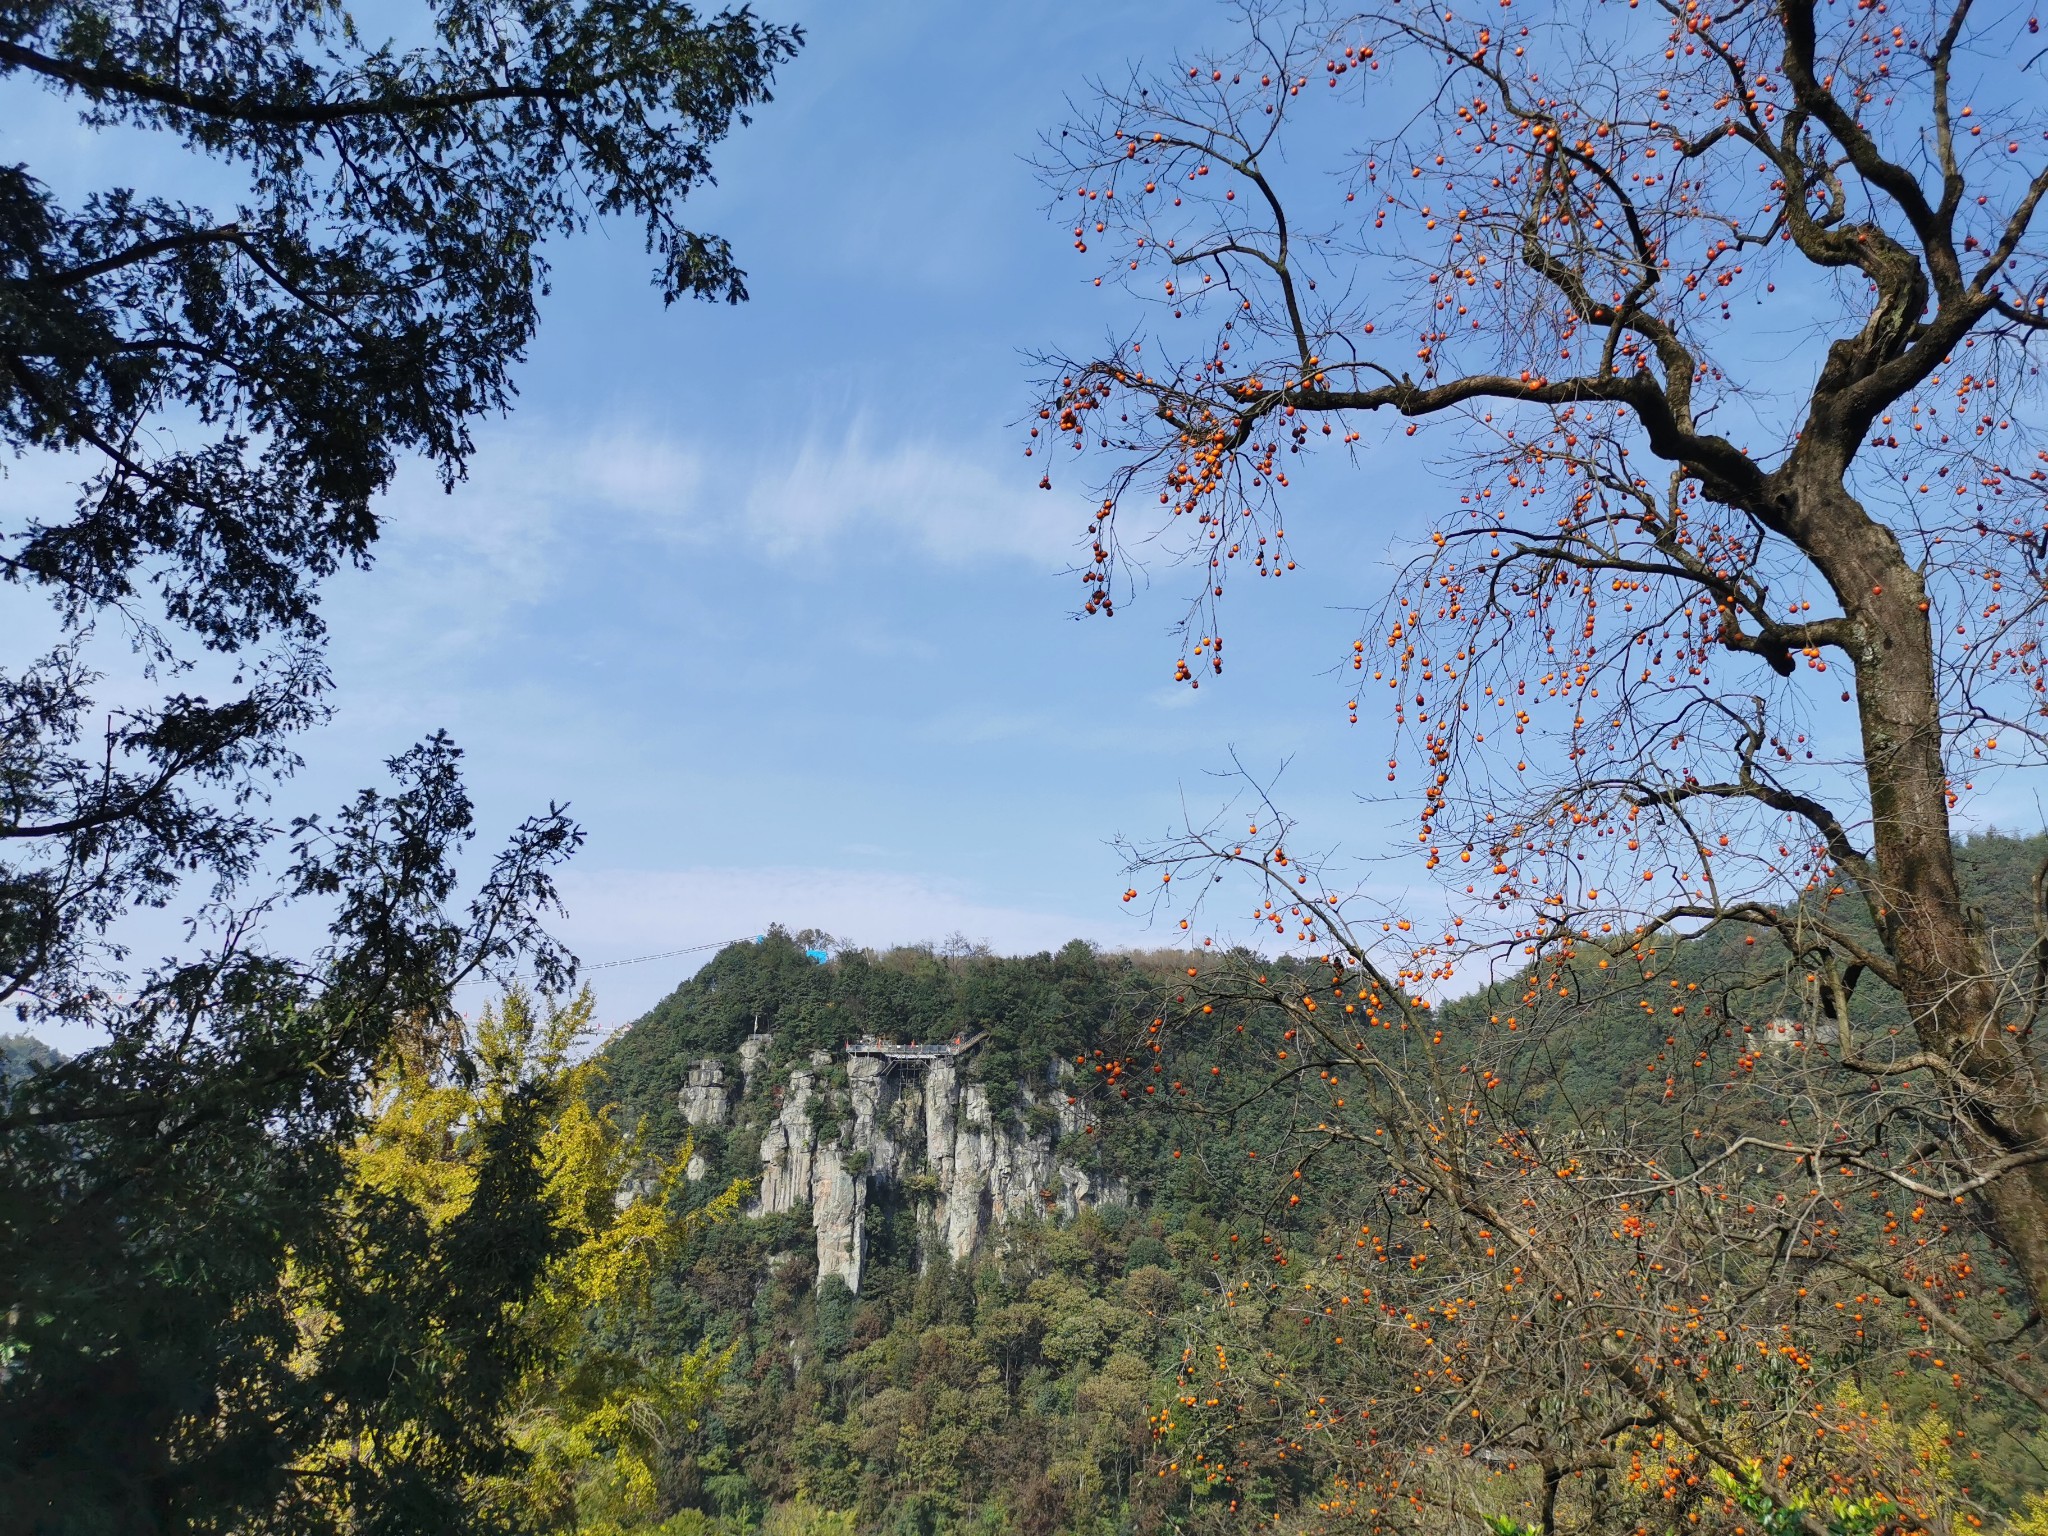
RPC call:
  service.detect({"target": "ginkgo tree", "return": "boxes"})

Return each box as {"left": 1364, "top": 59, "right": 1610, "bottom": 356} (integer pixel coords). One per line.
{"left": 1035, "top": 2, "right": 2048, "bottom": 1531}
{"left": 328, "top": 987, "right": 746, "bottom": 1532}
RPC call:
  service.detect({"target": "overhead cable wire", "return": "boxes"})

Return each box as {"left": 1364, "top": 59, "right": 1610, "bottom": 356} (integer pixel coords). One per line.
{"left": 455, "top": 934, "right": 757, "bottom": 991}
{"left": 585, "top": 936, "right": 755, "bottom": 972}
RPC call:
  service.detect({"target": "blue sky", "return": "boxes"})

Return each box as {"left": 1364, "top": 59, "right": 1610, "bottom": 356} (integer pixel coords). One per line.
{"left": 0, "top": 1, "right": 1445, "bottom": 1045}
{"left": 11, "top": 4, "right": 2045, "bottom": 1049}
{"left": 262, "top": 1, "right": 1448, "bottom": 1024}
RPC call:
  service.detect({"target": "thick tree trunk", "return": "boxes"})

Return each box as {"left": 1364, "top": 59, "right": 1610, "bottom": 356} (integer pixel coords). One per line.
{"left": 1805, "top": 476, "right": 2048, "bottom": 1314}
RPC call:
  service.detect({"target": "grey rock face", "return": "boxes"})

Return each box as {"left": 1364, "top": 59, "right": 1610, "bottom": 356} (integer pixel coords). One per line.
{"left": 738, "top": 1031, "right": 772, "bottom": 1093}
{"left": 752, "top": 1056, "right": 867, "bottom": 1288}
{"left": 677, "top": 1058, "right": 736, "bottom": 1128}
{"left": 921, "top": 1056, "right": 1124, "bottom": 1263}
{"left": 811, "top": 1144, "right": 866, "bottom": 1289}
{"left": 754, "top": 1064, "right": 822, "bottom": 1216}
{"left": 748, "top": 1042, "right": 1125, "bottom": 1293}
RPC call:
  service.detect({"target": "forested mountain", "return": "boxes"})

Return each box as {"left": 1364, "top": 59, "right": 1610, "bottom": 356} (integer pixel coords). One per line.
{"left": 587, "top": 934, "right": 1310, "bottom": 1536}
{"left": 581, "top": 832, "right": 2048, "bottom": 1536}
{"left": 9, "top": 835, "right": 2042, "bottom": 1534}
{"left": 0, "top": 1035, "right": 60, "bottom": 1081}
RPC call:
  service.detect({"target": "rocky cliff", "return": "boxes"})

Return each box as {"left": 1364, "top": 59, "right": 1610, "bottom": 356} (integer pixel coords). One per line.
{"left": 677, "top": 1033, "right": 1125, "bottom": 1292}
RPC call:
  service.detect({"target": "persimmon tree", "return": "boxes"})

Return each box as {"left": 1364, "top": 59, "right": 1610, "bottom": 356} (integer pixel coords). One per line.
{"left": 1122, "top": 893, "right": 2045, "bottom": 1536}
{"left": 1036, "top": 2, "right": 2048, "bottom": 1530}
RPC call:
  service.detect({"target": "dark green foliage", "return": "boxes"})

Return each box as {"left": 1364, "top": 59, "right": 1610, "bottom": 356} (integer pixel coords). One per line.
{"left": 0, "top": 0, "right": 798, "bottom": 1016}
{"left": 0, "top": 736, "right": 584, "bottom": 1533}
{"left": 814, "top": 1275, "right": 856, "bottom": 1359}
{"left": 3, "top": 0, "right": 798, "bottom": 644}
{"left": 580, "top": 834, "right": 2048, "bottom": 1536}
{"left": 605, "top": 1197, "right": 1200, "bottom": 1536}
{"left": 1, "top": 7, "right": 796, "bottom": 1529}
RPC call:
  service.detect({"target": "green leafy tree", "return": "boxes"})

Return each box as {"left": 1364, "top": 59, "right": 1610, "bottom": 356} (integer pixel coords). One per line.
{"left": 0, "top": 3, "right": 794, "bottom": 1527}
{"left": 0, "top": 0, "right": 797, "bottom": 1013}
{"left": 1, "top": 735, "right": 584, "bottom": 1532}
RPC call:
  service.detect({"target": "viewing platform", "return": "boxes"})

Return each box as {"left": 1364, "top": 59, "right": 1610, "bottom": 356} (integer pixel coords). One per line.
{"left": 845, "top": 1032, "right": 986, "bottom": 1062}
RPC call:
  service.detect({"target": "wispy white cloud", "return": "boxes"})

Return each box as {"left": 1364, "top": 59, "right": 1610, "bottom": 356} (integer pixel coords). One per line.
{"left": 370, "top": 423, "right": 703, "bottom": 594}
{"left": 314, "top": 421, "right": 705, "bottom": 687}
{"left": 337, "top": 415, "right": 1079, "bottom": 662}
{"left": 735, "top": 426, "right": 1079, "bottom": 566}
{"left": 379, "top": 415, "right": 1075, "bottom": 576}
{"left": 566, "top": 428, "right": 709, "bottom": 525}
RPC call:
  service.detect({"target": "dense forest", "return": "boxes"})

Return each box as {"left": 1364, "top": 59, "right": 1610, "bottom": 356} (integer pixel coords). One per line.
{"left": 10, "top": 837, "right": 2047, "bottom": 1535}
{"left": 546, "top": 832, "right": 2048, "bottom": 1536}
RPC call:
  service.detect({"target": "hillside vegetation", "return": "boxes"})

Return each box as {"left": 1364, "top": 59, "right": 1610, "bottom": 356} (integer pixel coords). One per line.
{"left": 19, "top": 839, "right": 2036, "bottom": 1534}
{"left": 576, "top": 833, "right": 2048, "bottom": 1536}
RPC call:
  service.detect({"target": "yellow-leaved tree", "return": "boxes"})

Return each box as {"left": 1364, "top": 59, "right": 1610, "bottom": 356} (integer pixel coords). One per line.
{"left": 320, "top": 988, "right": 747, "bottom": 1531}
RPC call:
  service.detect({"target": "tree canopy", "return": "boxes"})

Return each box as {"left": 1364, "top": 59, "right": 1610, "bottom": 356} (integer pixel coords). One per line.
{"left": 555, "top": 863, "right": 2048, "bottom": 1536}
{"left": 0, "top": 2, "right": 796, "bottom": 1526}
{"left": 0, "top": 0, "right": 797, "bottom": 1016}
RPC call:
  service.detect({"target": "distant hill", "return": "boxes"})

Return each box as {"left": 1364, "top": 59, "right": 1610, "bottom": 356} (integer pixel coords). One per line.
{"left": 596, "top": 830, "right": 2048, "bottom": 1283}
{"left": 0, "top": 1035, "right": 60, "bottom": 1082}
{"left": 1433, "top": 828, "right": 2048, "bottom": 1131}
{"left": 580, "top": 832, "right": 2048, "bottom": 1536}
